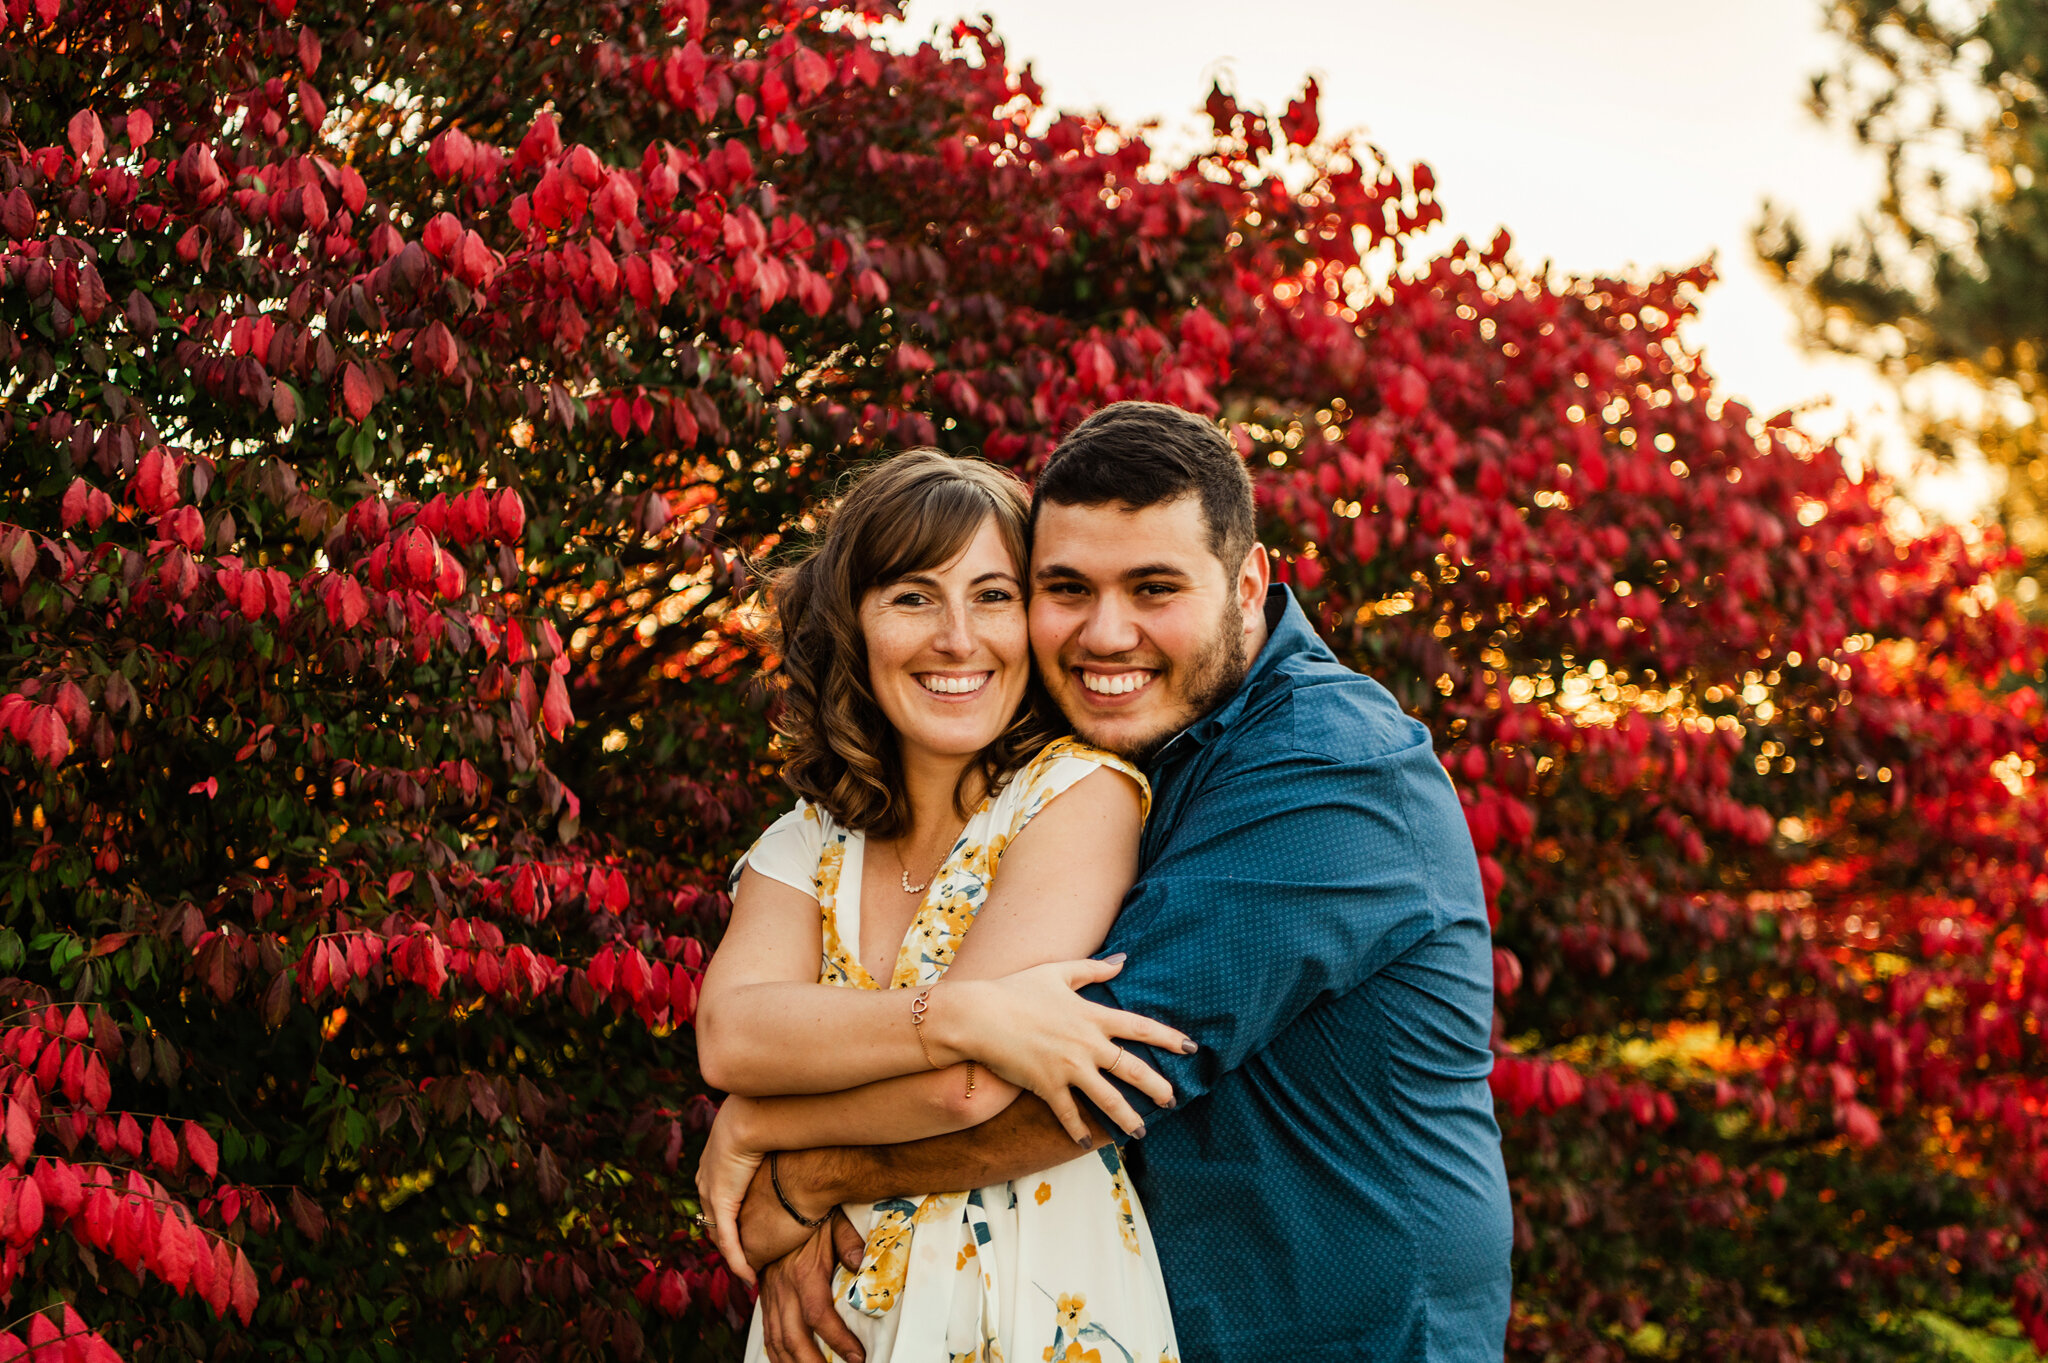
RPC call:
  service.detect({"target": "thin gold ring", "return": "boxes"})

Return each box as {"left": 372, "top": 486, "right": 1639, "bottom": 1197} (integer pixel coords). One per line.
{"left": 693, "top": 1212, "right": 716, "bottom": 1230}
{"left": 1107, "top": 1046, "right": 1126, "bottom": 1079}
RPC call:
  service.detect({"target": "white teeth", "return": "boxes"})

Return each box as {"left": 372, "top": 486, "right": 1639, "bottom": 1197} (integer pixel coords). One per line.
{"left": 1081, "top": 671, "right": 1151, "bottom": 696}
{"left": 920, "top": 674, "right": 988, "bottom": 695}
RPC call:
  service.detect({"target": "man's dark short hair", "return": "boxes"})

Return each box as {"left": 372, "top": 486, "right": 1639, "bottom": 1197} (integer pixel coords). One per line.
{"left": 1032, "top": 401, "right": 1257, "bottom": 569}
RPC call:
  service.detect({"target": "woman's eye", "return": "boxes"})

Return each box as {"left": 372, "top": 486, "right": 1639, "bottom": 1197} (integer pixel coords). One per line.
{"left": 976, "top": 589, "right": 1016, "bottom": 603}
{"left": 889, "top": 592, "right": 929, "bottom": 607}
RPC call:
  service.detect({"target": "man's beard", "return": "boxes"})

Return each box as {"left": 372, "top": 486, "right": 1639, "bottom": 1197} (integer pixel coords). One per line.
{"left": 1094, "top": 598, "right": 1249, "bottom": 768}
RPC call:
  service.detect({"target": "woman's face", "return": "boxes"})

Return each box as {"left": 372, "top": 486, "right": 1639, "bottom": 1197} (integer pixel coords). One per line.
{"left": 859, "top": 515, "right": 1029, "bottom": 770}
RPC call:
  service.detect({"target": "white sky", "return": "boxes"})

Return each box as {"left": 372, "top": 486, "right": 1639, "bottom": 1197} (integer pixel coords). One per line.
{"left": 885, "top": 0, "right": 1998, "bottom": 523}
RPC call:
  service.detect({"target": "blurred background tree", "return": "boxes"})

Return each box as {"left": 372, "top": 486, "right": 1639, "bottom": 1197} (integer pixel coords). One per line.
{"left": 1759, "top": 0, "right": 2048, "bottom": 607}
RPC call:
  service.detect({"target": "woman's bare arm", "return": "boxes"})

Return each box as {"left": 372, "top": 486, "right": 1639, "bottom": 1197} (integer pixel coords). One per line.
{"left": 697, "top": 1062, "right": 1023, "bottom": 1275}
{"left": 695, "top": 867, "right": 943, "bottom": 1095}
{"left": 729, "top": 1064, "right": 1020, "bottom": 1152}
{"left": 697, "top": 770, "right": 1188, "bottom": 1119}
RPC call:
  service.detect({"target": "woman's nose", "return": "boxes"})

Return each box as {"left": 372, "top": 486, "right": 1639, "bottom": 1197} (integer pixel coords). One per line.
{"left": 933, "top": 600, "right": 976, "bottom": 655}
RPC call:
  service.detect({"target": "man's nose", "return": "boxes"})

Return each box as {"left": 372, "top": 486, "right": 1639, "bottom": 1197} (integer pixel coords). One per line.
{"left": 1077, "top": 595, "right": 1140, "bottom": 657}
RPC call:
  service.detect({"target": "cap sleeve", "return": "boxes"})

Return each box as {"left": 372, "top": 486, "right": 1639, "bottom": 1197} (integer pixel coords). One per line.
{"left": 999, "top": 736, "right": 1152, "bottom": 844}
{"left": 730, "top": 801, "right": 825, "bottom": 900}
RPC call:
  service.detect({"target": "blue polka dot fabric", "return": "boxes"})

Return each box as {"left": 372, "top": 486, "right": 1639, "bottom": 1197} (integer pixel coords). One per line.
{"left": 1079, "top": 586, "right": 1512, "bottom": 1361}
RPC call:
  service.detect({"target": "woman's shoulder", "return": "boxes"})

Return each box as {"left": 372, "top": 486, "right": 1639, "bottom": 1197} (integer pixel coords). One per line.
{"left": 732, "top": 798, "right": 840, "bottom": 897}
{"left": 999, "top": 736, "right": 1151, "bottom": 825}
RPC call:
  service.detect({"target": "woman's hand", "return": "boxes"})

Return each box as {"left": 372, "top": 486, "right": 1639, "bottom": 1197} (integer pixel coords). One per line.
{"left": 934, "top": 956, "right": 1196, "bottom": 1144}
{"left": 696, "top": 1095, "right": 770, "bottom": 1283}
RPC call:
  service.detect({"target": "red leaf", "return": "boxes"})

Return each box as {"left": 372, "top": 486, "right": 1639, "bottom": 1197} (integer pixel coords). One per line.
{"left": 0, "top": 187, "right": 34, "bottom": 240}
{"left": 413, "top": 320, "right": 459, "bottom": 378}
{"left": 790, "top": 43, "right": 832, "bottom": 97}
{"left": 2, "top": 1100, "right": 28, "bottom": 1165}
{"left": 5, "top": 1173, "right": 39, "bottom": 1245}
{"left": 157, "top": 1208, "right": 197, "bottom": 1291}
{"left": 341, "top": 364, "right": 373, "bottom": 421}
{"left": 187, "top": 777, "right": 218, "bottom": 800}
{"left": 230, "top": 1245, "right": 259, "bottom": 1323}
{"left": 60, "top": 478, "right": 90, "bottom": 530}
{"left": 541, "top": 671, "right": 573, "bottom": 740}
{"left": 82, "top": 1043, "right": 108, "bottom": 1113}
{"left": 66, "top": 109, "right": 106, "bottom": 166}
{"left": 26, "top": 706, "right": 69, "bottom": 767}
{"left": 183, "top": 1122, "right": 217, "bottom": 1179}
{"left": 148, "top": 1117, "right": 180, "bottom": 1173}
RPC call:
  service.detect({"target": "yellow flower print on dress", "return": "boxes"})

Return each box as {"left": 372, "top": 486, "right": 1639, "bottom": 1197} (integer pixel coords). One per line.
{"left": 1041, "top": 1290, "right": 1133, "bottom": 1363}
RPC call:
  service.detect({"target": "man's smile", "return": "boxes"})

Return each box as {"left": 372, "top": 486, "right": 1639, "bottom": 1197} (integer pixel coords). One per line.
{"left": 1075, "top": 667, "right": 1160, "bottom": 699}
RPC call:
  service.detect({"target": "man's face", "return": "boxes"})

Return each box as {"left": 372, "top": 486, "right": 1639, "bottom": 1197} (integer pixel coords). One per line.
{"left": 1029, "top": 496, "right": 1267, "bottom": 764}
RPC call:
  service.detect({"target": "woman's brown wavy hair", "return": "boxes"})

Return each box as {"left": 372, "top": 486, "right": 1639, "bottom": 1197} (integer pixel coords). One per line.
{"left": 760, "top": 450, "right": 1063, "bottom": 839}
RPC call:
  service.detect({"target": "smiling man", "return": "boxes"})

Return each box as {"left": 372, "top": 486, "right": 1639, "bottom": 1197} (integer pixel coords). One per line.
{"left": 739, "top": 401, "right": 1512, "bottom": 1363}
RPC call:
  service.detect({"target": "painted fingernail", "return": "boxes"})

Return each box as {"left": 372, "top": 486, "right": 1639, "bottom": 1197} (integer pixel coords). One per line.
{"left": 1103, "top": 952, "right": 1127, "bottom": 964}
{"left": 1179, "top": 1039, "right": 1199, "bottom": 1054}
{"left": 1163, "top": 1096, "right": 1177, "bottom": 1109}
{"left": 1075, "top": 1134, "right": 1091, "bottom": 1146}
{"left": 1130, "top": 1124, "right": 1147, "bottom": 1139}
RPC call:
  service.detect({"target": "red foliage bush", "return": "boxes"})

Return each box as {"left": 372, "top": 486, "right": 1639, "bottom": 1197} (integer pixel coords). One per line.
{"left": 1, "top": 0, "right": 2044, "bottom": 1357}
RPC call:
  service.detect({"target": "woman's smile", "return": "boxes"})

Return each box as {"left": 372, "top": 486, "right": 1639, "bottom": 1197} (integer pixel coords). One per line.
{"left": 917, "top": 670, "right": 993, "bottom": 697}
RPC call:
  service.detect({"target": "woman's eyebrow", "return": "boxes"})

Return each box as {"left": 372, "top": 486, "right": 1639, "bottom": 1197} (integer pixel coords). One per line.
{"left": 971, "top": 570, "right": 1021, "bottom": 586}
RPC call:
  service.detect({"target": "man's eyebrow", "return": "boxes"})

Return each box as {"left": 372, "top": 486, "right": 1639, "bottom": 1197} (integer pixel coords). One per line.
{"left": 1033, "top": 562, "right": 1086, "bottom": 582}
{"left": 1121, "top": 563, "right": 1192, "bottom": 582}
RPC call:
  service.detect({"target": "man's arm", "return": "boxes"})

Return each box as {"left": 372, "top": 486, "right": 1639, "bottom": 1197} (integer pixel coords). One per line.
{"left": 736, "top": 1093, "right": 1103, "bottom": 1270}
{"left": 1075, "top": 718, "right": 1477, "bottom": 1132}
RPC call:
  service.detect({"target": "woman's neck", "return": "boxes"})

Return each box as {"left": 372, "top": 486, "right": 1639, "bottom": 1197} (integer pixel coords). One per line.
{"left": 893, "top": 744, "right": 985, "bottom": 849}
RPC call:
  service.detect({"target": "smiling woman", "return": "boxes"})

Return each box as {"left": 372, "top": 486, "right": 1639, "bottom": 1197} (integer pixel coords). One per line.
{"left": 760, "top": 450, "right": 1060, "bottom": 839}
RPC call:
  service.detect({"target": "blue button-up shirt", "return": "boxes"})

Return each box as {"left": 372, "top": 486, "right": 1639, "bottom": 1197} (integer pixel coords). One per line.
{"left": 1081, "top": 585, "right": 1512, "bottom": 1362}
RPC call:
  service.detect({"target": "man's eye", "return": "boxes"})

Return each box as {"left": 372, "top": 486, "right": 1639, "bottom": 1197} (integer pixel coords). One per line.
{"left": 1136, "top": 582, "right": 1177, "bottom": 596}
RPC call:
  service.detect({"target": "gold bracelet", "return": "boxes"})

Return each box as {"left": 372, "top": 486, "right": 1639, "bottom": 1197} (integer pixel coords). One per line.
{"left": 965, "top": 1060, "right": 977, "bottom": 1096}
{"left": 910, "top": 986, "right": 941, "bottom": 1069}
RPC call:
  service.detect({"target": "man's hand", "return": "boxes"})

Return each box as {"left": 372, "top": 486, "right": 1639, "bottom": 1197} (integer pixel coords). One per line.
{"left": 739, "top": 1147, "right": 843, "bottom": 1272}
{"left": 757, "top": 1211, "right": 866, "bottom": 1363}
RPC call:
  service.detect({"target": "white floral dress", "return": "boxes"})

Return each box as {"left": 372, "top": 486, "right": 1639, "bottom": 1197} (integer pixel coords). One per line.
{"left": 735, "top": 737, "right": 1181, "bottom": 1363}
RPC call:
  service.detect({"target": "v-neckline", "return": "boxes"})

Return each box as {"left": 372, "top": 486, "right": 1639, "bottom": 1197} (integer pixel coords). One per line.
{"left": 843, "top": 826, "right": 937, "bottom": 988}
{"left": 839, "top": 812, "right": 982, "bottom": 989}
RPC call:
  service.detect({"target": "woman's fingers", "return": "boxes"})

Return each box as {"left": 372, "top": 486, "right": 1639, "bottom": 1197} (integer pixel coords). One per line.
{"left": 1042, "top": 1085, "right": 1095, "bottom": 1145}
{"left": 1104, "top": 1046, "right": 1175, "bottom": 1111}
{"left": 1097, "top": 1004, "right": 1196, "bottom": 1057}
{"left": 1077, "top": 1068, "right": 1148, "bottom": 1139}
{"left": 1056, "top": 955, "right": 1125, "bottom": 989}
{"left": 713, "top": 1204, "right": 756, "bottom": 1287}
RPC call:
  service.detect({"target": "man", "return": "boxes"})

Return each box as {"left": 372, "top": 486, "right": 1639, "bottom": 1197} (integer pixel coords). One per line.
{"left": 738, "top": 401, "right": 1512, "bottom": 1362}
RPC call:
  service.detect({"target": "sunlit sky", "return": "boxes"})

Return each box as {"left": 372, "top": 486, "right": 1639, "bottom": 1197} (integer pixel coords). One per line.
{"left": 883, "top": 0, "right": 1998, "bottom": 524}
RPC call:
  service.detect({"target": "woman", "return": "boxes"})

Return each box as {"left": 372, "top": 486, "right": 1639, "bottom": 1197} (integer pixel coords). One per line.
{"left": 694, "top": 451, "right": 1186, "bottom": 1363}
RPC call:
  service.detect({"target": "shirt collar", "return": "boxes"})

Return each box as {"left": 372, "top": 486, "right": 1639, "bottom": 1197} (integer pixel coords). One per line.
{"left": 1149, "top": 584, "right": 1330, "bottom": 770}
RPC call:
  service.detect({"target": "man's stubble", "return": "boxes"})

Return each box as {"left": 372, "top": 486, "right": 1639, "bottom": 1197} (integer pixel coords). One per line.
{"left": 1076, "top": 595, "right": 1249, "bottom": 769}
